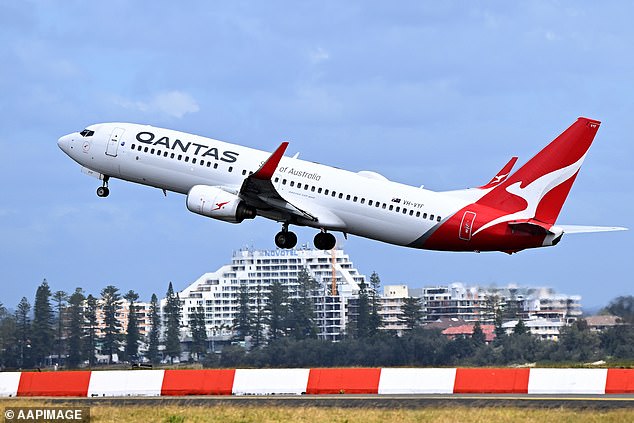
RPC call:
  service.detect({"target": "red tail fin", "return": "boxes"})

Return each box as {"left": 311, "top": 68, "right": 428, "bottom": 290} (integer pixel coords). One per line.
{"left": 476, "top": 117, "right": 600, "bottom": 227}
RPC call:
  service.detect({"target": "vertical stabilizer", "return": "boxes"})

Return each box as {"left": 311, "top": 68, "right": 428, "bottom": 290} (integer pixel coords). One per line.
{"left": 475, "top": 117, "right": 600, "bottom": 230}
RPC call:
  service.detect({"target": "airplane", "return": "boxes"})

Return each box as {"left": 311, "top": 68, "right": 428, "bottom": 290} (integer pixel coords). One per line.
{"left": 57, "top": 117, "right": 626, "bottom": 254}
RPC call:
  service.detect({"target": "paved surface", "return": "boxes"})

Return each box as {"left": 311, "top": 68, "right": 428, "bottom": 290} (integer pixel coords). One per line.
{"left": 3, "top": 394, "right": 634, "bottom": 410}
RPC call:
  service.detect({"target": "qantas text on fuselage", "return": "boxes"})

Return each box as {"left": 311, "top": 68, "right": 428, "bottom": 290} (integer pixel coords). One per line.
{"left": 57, "top": 118, "right": 626, "bottom": 253}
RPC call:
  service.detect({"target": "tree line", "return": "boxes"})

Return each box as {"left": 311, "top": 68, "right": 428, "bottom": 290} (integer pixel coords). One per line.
{"left": 1, "top": 272, "right": 634, "bottom": 369}
{"left": 0, "top": 279, "right": 184, "bottom": 369}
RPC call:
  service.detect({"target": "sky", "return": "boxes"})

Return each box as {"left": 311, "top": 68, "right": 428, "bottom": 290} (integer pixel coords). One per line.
{"left": 1, "top": 1, "right": 632, "bottom": 311}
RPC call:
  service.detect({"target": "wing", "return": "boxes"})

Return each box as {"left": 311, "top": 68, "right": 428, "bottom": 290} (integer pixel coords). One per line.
{"left": 239, "top": 142, "right": 318, "bottom": 223}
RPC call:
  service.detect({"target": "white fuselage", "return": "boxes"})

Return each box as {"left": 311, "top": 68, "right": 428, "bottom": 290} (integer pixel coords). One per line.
{"left": 58, "top": 122, "right": 469, "bottom": 247}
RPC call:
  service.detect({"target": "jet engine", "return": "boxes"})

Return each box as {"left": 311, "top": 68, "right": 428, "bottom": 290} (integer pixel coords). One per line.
{"left": 186, "top": 185, "right": 256, "bottom": 224}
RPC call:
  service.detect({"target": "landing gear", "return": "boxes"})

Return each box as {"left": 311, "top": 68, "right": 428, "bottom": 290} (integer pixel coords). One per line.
{"left": 275, "top": 223, "right": 297, "bottom": 249}
{"left": 314, "top": 231, "right": 336, "bottom": 250}
{"left": 97, "top": 176, "right": 110, "bottom": 197}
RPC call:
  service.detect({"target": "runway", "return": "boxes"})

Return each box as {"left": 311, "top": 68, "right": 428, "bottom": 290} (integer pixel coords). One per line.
{"left": 6, "top": 394, "right": 633, "bottom": 410}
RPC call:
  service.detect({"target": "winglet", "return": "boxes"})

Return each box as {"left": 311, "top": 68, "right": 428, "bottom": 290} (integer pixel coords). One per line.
{"left": 479, "top": 156, "right": 518, "bottom": 189}
{"left": 252, "top": 142, "right": 289, "bottom": 180}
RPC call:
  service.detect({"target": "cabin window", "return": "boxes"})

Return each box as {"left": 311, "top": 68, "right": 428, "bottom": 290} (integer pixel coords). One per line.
{"left": 430, "top": 214, "right": 435, "bottom": 220}
{"left": 157, "top": 150, "right": 162, "bottom": 156}
{"left": 297, "top": 183, "right": 302, "bottom": 189}
{"left": 131, "top": 144, "right": 136, "bottom": 149}
{"left": 325, "top": 189, "right": 329, "bottom": 195}
{"left": 304, "top": 185, "right": 309, "bottom": 190}
{"left": 275, "top": 177, "right": 279, "bottom": 183}
{"left": 423, "top": 213, "right": 427, "bottom": 219}
{"left": 164, "top": 151, "right": 168, "bottom": 157}
{"left": 396, "top": 207, "right": 400, "bottom": 212}
{"left": 282, "top": 179, "right": 287, "bottom": 185}
{"left": 242, "top": 169, "right": 247, "bottom": 175}
{"left": 206, "top": 162, "right": 211, "bottom": 167}
{"left": 184, "top": 156, "right": 189, "bottom": 163}
{"left": 192, "top": 158, "right": 197, "bottom": 164}
{"left": 151, "top": 148, "right": 155, "bottom": 154}
{"left": 353, "top": 196, "right": 358, "bottom": 202}
{"left": 376, "top": 202, "right": 380, "bottom": 208}
{"left": 200, "top": 160, "right": 204, "bottom": 166}
{"left": 177, "top": 154, "right": 182, "bottom": 160}
{"left": 213, "top": 163, "right": 218, "bottom": 169}
{"left": 409, "top": 210, "right": 414, "bottom": 216}
{"left": 228, "top": 166, "right": 233, "bottom": 172}
{"left": 368, "top": 200, "right": 373, "bottom": 206}
{"left": 437, "top": 216, "right": 441, "bottom": 222}
{"left": 171, "top": 153, "right": 175, "bottom": 159}
{"left": 144, "top": 147, "right": 149, "bottom": 153}
{"left": 346, "top": 195, "right": 351, "bottom": 201}
{"left": 339, "top": 193, "right": 343, "bottom": 199}
{"left": 382, "top": 203, "right": 386, "bottom": 209}
{"left": 311, "top": 186, "right": 316, "bottom": 192}
{"left": 416, "top": 211, "right": 420, "bottom": 217}
{"left": 290, "top": 181, "right": 295, "bottom": 187}
{"left": 402, "top": 208, "right": 407, "bottom": 214}
{"left": 389, "top": 205, "right": 393, "bottom": 211}
{"left": 318, "top": 188, "right": 322, "bottom": 194}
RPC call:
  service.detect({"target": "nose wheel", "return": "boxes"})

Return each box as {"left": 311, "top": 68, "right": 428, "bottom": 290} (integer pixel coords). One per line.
{"left": 275, "top": 223, "right": 297, "bottom": 249}
{"left": 314, "top": 231, "right": 336, "bottom": 250}
{"left": 96, "top": 176, "right": 110, "bottom": 198}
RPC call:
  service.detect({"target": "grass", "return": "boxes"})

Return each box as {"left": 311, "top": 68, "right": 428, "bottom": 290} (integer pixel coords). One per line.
{"left": 1, "top": 400, "right": 633, "bottom": 423}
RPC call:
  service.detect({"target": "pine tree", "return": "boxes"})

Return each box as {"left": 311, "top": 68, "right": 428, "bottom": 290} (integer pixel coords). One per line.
{"left": 66, "top": 288, "right": 85, "bottom": 368}
{"left": 190, "top": 306, "right": 208, "bottom": 361}
{"left": 513, "top": 318, "right": 528, "bottom": 336}
{"left": 399, "top": 297, "right": 423, "bottom": 330}
{"left": 147, "top": 293, "right": 161, "bottom": 364}
{"left": 355, "top": 280, "right": 370, "bottom": 338}
{"left": 52, "top": 290, "right": 67, "bottom": 366}
{"left": 0, "top": 303, "right": 18, "bottom": 368}
{"left": 16, "top": 297, "right": 33, "bottom": 368}
{"left": 84, "top": 295, "right": 98, "bottom": 367}
{"left": 250, "top": 284, "right": 265, "bottom": 348}
{"left": 233, "top": 284, "right": 252, "bottom": 341}
{"left": 100, "top": 285, "right": 122, "bottom": 364}
{"left": 164, "top": 282, "right": 182, "bottom": 363}
{"left": 472, "top": 320, "right": 486, "bottom": 345}
{"left": 287, "top": 268, "right": 319, "bottom": 340}
{"left": 123, "top": 290, "right": 140, "bottom": 362}
{"left": 32, "top": 279, "right": 54, "bottom": 367}
{"left": 494, "top": 308, "right": 506, "bottom": 340}
{"left": 368, "top": 272, "right": 383, "bottom": 336}
{"left": 264, "top": 279, "right": 288, "bottom": 341}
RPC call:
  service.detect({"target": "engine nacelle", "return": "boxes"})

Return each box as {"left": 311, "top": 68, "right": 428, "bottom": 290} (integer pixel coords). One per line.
{"left": 186, "top": 185, "right": 256, "bottom": 224}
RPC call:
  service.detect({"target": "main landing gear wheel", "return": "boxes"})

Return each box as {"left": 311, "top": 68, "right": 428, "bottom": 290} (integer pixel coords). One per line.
{"left": 96, "top": 186, "right": 110, "bottom": 197}
{"left": 275, "top": 230, "right": 297, "bottom": 249}
{"left": 314, "top": 232, "right": 336, "bottom": 250}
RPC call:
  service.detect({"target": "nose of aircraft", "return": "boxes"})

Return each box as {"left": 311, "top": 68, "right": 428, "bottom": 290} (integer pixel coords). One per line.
{"left": 57, "top": 133, "right": 72, "bottom": 153}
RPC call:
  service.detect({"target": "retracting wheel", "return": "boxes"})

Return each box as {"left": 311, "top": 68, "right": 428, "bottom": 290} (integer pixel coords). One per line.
{"left": 275, "top": 230, "right": 297, "bottom": 249}
{"left": 96, "top": 186, "right": 110, "bottom": 197}
{"left": 97, "top": 176, "right": 110, "bottom": 197}
{"left": 314, "top": 232, "right": 336, "bottom": 250}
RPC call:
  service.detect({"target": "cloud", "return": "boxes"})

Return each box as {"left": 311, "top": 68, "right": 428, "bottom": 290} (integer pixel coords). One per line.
{"left": 115, "top": 90, "right": 200, "bottom": 118}
{"left": 309, "top": 47, "right": 330, "bottom": 64}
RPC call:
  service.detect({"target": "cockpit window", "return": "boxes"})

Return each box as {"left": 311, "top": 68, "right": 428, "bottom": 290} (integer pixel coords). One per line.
{"left": 80, "top": 129, "right": 95, "bottom": 137}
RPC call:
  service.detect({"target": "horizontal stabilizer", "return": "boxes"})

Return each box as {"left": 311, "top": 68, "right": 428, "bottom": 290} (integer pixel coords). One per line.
{"left": 558, "top": 225, "right": 628, "bottom": 234}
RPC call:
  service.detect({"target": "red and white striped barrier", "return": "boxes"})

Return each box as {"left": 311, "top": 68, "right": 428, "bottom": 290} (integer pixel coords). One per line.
{"left": 1, "top": 368, "right": 634, "bottom": 397}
